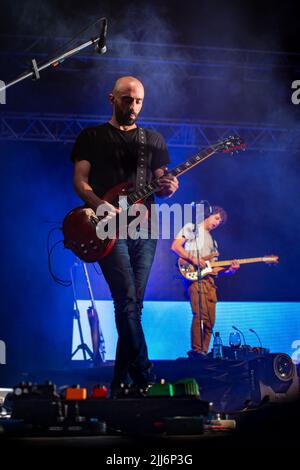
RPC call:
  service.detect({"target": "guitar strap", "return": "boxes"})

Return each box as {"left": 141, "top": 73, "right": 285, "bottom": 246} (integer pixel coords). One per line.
{"left": 136, "top": 127, "right": 147, "bottom": 190}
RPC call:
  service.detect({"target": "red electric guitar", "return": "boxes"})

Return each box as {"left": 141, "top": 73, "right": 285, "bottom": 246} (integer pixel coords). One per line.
{"left": 62, "top": 136, "right": 245, "bottom": 262}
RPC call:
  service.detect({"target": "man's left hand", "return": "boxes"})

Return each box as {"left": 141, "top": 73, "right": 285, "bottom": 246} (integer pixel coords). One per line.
{"left": 156, "top": 175, "right": 179, "bottom": 198}
{"left": 226, "top": 260, "right": 240, "bottom": 274}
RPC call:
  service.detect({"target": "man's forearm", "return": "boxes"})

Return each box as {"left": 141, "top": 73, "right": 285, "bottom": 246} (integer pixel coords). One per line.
{"left": 74, "top": 181, "right": 104, "bottom": 211}
{"left": 172, "top": 245, "right": 194, "bottom": 263}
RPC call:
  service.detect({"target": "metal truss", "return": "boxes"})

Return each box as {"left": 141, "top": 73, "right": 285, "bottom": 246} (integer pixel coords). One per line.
{"left": 1, "top": 112, "right": 299, "bottom": 152}
{"left": 1, "top": 35, "right": 300, "bottom": 82}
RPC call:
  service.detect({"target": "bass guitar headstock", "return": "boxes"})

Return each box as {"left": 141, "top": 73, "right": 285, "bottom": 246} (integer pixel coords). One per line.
{"left": 262, "top": 255, "right": 279, "bottom": 265}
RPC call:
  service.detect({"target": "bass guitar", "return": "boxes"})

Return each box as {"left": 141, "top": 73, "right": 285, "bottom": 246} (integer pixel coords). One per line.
{"left": 82, "top": 262, "right": 106, "bottom": 363}
{"left": 178, "top": 255, "right": 279, "bottom": 281}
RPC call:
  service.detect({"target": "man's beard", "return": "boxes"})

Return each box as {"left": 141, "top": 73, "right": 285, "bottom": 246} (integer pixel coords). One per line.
{"left": 115, "top": 104, "right": 138, "bottom": 126}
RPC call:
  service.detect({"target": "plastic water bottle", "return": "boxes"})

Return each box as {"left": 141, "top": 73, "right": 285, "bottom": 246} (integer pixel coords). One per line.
{"left": 213, "top": 332, "right": 223, "bottom": 359}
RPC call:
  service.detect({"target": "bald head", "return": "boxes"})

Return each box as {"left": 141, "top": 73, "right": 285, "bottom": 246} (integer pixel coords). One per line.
{"left": 109, "top": 76, "right": 145, "bottom": 129}
{"left": 112, "top": 76, "right": 144, "bottom": 97}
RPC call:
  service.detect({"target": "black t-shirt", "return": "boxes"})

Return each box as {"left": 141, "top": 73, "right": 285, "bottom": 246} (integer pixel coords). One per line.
{"left": 71, "top": 122, "right": 170, "bottom": 200}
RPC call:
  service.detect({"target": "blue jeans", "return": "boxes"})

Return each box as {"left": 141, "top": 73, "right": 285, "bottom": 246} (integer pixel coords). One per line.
{"left": 99, "top": 235, "right": 157, "bottom": 388}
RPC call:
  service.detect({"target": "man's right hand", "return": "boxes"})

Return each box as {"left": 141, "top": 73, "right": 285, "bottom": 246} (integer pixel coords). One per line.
{"left": 96, "top": 201, "right": 121, "bottom": 222}
{"left": 190, "top": 256, "right": 207, "bottom": 269}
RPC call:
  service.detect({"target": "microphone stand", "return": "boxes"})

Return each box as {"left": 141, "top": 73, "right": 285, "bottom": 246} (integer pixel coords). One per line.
{"left": 232, "top": 326, "right": 246, "bottom": 348}
{"left": 194, "top": 223, "right": 205, "bottom": 353}
{"left": 82, "top": 261, "right": 106, "bottom": 364}
{"left": 249, "top": 328, "right": 263, "bottom": 348}
{"left": 0, "top": 18, "right": 107, "bottom": 93}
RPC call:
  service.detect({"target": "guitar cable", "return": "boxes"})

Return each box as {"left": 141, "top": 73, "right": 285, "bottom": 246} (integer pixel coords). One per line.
{"left": 47, "top": 227, "right": 72, "bottom": 286}
{"left": 47, "top": 228, "right": 102, "bottom": 285}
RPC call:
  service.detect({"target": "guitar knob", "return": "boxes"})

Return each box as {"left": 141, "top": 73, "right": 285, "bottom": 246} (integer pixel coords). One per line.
{"left": 80, "top": 243, "right": 85, "bottom": 248}
{"left": 83, "top": 249, "right": 88, "bottom": 254}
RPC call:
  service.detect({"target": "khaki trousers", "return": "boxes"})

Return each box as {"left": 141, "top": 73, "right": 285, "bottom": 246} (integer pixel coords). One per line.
{"left": 188, "top": 276, "right": 217, "bottom": 353}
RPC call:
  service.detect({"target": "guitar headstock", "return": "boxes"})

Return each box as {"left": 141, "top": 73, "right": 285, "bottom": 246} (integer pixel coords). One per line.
{"left": 216, "top": 135, "right": 246, "bottom": 154}
{"left": 262, "top": 255, "right": 279, "bottom": 265}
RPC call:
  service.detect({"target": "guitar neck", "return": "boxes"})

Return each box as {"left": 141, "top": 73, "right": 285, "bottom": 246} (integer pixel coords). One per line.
{"left": 212, "top": 257, "right": 267, "bottom": 268}
{"left": 127, "top": 145, "right": 218, "bottom": 206}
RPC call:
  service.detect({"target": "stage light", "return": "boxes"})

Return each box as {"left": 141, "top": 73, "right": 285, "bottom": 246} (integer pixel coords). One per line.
{"left": 250, "top": 353, "right": 299, "bottom": 402}
{"left": 273, "top": 353, "right": 294, "bottom": 381}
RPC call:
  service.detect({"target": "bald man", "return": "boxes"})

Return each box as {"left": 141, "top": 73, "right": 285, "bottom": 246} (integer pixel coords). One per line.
{"left": 71, "top": 76, "right": 178, "bottom": 397}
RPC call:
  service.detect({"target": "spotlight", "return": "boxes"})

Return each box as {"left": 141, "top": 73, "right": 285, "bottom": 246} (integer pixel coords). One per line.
{"left": 273, "top": 353, "right": 294, "bottom": 381}
{"left": 250, "top": 353, "right": 299, "bottom": 402}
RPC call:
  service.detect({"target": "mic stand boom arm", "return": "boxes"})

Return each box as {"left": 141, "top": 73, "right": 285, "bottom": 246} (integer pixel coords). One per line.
{"left": 0, "top": 19, "right": 107, "bottom": 93}
{"left": 249, "top": 328, "right": 263, "bottom": 348}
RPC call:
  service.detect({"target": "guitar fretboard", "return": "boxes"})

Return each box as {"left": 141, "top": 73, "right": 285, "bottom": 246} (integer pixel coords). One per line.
{"left": 212, "top": 257, "right": 272, "bottom": 267}
{"left": 126, "top": 145, "right": 218, "bottom": 206}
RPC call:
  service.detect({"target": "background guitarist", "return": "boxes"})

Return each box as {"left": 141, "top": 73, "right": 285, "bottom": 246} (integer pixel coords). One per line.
{"left": 171, "top": 205, "right": 239, "bottom": 357}
{"left": 71, "top": 76, "right": 178, "bottom": 397}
